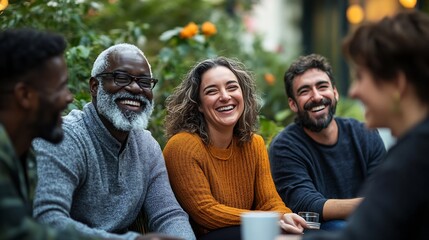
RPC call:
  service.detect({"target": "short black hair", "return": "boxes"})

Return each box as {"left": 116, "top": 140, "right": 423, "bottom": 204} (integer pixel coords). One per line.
{"left": 0, "top": 28, "right": 67, "bottom": 89}
{"left": 343, "top": 10, "right": 429, "bottom": 105}
{"left": 284, "top": 54, "right": 335, "bottom": 100}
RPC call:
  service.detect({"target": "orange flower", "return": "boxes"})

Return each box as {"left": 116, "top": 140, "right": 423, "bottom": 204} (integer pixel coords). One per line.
{"left": 87, "top": 8, "right": 98, "bottom": 17}
{"left": 201, "top": 21, "right": 217, "bottom": 37}
{"left": 0, "top": 0, "right": 9, "bottom": 11}
{"left": 264, "top": 73, "right": 275, "bottom": 86}
{"left": 180, "top": 22, "right": 198, "bottom": 39}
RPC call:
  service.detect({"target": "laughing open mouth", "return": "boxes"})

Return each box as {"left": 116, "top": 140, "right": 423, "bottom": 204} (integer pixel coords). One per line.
{"left": 305, "top": 98, "right": 332, "bottom": 113}
{"left": 216, "top": 105, "right": 235, "bottom": 112}
{"left": 119, "top": 99, "right": 141, "bottom": 107}
{"left": 116, "top": 98, "right": 147, "bottom": 111}
{"left": 310, "top": 105, "right": 326, "bottom": 112}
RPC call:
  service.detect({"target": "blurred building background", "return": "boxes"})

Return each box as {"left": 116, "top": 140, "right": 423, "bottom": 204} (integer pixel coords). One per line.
{"left": 248, "top": 0, "right": 427, "bottom": 96}
{"left": 247, "top": 0, "right": 427, "bottom": 148}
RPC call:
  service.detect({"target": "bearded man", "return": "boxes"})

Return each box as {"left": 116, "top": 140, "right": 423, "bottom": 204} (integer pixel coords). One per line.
{"left": 33, "top": 43, "right": 195, "bottom": 240}
{"left": 269, "top": 54, "right": 386, "bottom": 231}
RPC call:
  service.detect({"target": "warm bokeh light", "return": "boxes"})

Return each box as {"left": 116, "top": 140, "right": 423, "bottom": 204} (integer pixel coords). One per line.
{"left": 365, "top": 0, "right": 397, "bottom": 22}
{"left": 180, "top": 22, "right": 199, "bottom": 39}
{"left": 347, "top": 4, "right": 364, "bottom": 24}
{"left": 201, "top": 21, "right": 217, "bottom": 37}
{"left": 399, "top": 0, "right": 417, "bottom": 8}
{"left": 0, "top": 0, "right": 8, "bottom": 11}
{"left": 264, "top": 73, "right": 275, "bottom": 86}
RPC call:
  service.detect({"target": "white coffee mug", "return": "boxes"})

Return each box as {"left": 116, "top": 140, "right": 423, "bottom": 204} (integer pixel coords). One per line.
{"left": 241, "top": 211, "right": 280, "bottom": 240}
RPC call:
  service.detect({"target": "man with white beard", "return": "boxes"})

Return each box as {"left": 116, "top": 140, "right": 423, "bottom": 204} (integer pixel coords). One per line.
{"left": 32, "top": 43, "right": 196, "bottom": 240}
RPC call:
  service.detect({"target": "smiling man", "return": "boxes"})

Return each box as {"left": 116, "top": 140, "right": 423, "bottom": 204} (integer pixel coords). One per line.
{"left": 32, "top": 43, "right": 195, "bottom": 240}
{"left": 269, "top": 54, "right": 386, "bottom": 231}
{"left": 0, "top": 27, "right": 106, "bottom": 240}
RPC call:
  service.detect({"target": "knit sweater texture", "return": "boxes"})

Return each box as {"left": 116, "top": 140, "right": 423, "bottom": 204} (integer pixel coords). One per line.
{"left": 163, "top": 132, "right": 291, "bottom": 236}
{"left": 269, "top": 117, "right": 386, "bottom": 219}
{"left": 33, "top": 103, "right": 195, "bottom": 240}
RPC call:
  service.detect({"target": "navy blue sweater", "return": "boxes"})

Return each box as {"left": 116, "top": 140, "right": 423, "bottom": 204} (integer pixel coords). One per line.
{"left": 269, "top": 117, "right": 386, "bottom": 220}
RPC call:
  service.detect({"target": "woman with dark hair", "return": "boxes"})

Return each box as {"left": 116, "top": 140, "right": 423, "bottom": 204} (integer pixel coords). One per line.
{"left": 163, "top": 57, "right": 307, "bottom": 239}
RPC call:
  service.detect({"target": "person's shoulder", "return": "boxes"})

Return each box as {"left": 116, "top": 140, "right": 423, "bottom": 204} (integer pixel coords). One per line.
{"left": 337, "top": 117, "right": 383, "bottom": 147}
{"left": 282, "top": 121, "right": 300, "bottom": 131}
{"left": 61, "top": 109, "right": 87, "bottom": 134}
{"left": 0, "top": 125, "right": 13, "bottom": 155}
{"left": 251, "top": 133, "right": 263, "bottom": 141}
{"left": 270, "top": 122, "right": 303, "bottom": 146}
{"left": 63, "top": 109, "right": 85, "bottom": 125}
{"left": 164, "top": 132, "right": 204, "bottom": 158}
{"left": 129, "top": 129, "right": 162, "bottom": 152}
{"left": 337, "top": 117, "right": 368, "bottom": 132}
{"left": 338, "top": 117, "right": 378, "bottom": 133}
{"left": 133, "top": 128, "right": 157, "bottom": 140}
{"left": 33, "top": 110, "right": 87, "bottom": 151}
{"left": 248, "top": 133, "right": 265, "bottom": 146}
{"left": 336, "top": 117, "right": 363, "bottom": 125}
{"left": 166, "top": 132, "right": 202, "bottom": 147}
{"left": 165, "top": 132, "right": 202, "bottom": 149}
{"left": 280, "top": 122, "right": 303, "bottom": 137}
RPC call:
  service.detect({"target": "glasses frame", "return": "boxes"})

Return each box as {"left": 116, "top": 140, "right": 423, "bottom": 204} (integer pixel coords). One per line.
{"left": 95, "top": 71, "right": 158, "bottom": 90}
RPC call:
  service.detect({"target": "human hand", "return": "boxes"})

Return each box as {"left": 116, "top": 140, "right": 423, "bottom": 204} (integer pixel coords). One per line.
{"left": 135, "top": 233, "right": 184, "bottom": 240}
{"left": 279, "top": 213, "right": 307, "bottom": 234}
{"left": 275, "top": 234, "right": 303, "bottom": 240}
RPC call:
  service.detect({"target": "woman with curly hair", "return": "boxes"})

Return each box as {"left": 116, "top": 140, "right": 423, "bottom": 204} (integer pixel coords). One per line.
{"left": 163, "top": 57, "right": 306, "bottom": 240}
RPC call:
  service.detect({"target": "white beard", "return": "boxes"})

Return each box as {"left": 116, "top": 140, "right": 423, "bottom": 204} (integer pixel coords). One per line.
{"left": 96, "top": 84, "right": 154, "bottom": 131}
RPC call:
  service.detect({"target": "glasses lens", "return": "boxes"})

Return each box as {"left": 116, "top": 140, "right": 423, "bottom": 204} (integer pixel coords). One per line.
{"left": 109, "top": 72, "right": 156, "bottom": 89}
{"left": 114, "top": 73, "right": 132, "bottom": 86}
{"left": 137, "top": 78, "right": 153, "bottom": 89}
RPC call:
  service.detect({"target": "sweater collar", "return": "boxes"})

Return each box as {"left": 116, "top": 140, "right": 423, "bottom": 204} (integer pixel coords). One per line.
{"left": 84, "top": 103, "right": 127, "bottom": 154}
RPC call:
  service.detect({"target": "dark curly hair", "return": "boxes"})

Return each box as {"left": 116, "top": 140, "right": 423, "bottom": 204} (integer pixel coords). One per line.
{"left": 0, "top": 28, "right": 67, "bottom": 90}
{"left": 164, "top": 57, "right": 261, "bottom": 146}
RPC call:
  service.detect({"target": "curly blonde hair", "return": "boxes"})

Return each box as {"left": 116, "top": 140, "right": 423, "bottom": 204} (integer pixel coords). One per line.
{"left": 164, "top": 56, "right": 261, "bottom": 145}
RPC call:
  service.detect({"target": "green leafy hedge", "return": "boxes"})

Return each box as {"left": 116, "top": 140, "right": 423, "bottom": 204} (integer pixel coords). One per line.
{"left": 1, "top": 0, "right": 364, "bottom": 148}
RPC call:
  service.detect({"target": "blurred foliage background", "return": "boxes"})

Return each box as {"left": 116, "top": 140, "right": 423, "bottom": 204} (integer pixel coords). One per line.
{"left": 1, "top": 0, "right": 363, "bottom": 147}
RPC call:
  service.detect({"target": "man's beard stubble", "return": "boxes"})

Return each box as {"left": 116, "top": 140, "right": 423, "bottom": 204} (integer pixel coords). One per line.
{"left": 35, "top": 95, "right": 65, "bottom": 144}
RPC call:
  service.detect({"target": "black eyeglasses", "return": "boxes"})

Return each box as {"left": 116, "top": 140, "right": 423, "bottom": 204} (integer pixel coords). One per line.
{"left": 95, "top": 71, "right": 158, "bottom": 90}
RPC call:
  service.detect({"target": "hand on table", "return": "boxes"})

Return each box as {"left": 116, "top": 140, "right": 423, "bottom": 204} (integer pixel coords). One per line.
{"left": 280, "top": 213, "right": 308, "bottom": 234}
{"left": 275, "top": 234, "right": 303, "bottom": 240}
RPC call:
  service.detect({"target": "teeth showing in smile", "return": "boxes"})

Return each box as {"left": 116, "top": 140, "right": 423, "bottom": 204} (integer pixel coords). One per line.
{"left": 311, "top": 105, "right": 325, "bottom": 112}
{"left": 217, "top": 105, "right": 234, "bottom": 112}
{"left": 120, "top": 99, "right": 141, "bottom": 107}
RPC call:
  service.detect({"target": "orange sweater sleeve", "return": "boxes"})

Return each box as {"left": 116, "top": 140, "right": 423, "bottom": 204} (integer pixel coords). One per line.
{"left": 252, "top": 135, "right": 292, "bottom": 214}
{"left": 163, "top": 132, "right": 291, "bottom": 234}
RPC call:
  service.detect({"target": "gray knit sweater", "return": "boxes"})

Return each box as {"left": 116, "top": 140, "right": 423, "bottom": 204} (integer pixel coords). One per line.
{"left": 33, "top": 103, "right": 195, "bottom": 240}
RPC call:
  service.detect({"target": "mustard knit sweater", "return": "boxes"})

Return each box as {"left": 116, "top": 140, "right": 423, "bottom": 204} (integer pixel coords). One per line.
{"left": 163, "top": 132, "right": 291, "bottom": 236}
